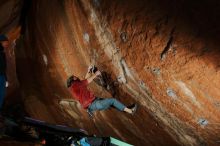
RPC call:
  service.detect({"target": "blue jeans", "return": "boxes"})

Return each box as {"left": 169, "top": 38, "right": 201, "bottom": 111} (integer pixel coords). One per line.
{"left": 0, "top": 75, "right": 6, "bottom": 111}
{"left": 88, "top": 97, "right": 126, "bottom": 112}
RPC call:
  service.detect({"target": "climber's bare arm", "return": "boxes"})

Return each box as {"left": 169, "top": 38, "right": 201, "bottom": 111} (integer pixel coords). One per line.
{"left": 85, "top": 65, "right": 93, "bottom": 79}
{"left": 85, "top": 71, "right": 92, "bottom": 79}
{"left": 86, "top": 71, "right": 101, "bottom": 84}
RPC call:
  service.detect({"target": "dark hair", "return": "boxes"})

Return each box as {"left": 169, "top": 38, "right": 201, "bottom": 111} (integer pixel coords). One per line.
{"left": 66, "top": 75, "right": 80, "bottom": 88}
{"left": 0, "top": 34, "right": 8, "bottom": 42}
{"left": 67, "top": 76, "right": 74, "bottom": 88}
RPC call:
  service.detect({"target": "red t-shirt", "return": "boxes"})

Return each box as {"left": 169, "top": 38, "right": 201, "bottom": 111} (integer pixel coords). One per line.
{"left": 69, "top": 79, "right": 95, "bottom": 109}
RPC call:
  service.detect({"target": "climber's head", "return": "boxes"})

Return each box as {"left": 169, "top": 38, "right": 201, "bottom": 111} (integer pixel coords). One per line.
{"left": 67, "top": 75, "right": 80, "bottom": 88}
{"left": 0, "top": 34, "right": 9, "bottom": 49}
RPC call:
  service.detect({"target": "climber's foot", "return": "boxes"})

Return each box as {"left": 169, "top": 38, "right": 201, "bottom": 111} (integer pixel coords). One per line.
{"left": 128, "top": 104, "right": 137, "bottom": 115}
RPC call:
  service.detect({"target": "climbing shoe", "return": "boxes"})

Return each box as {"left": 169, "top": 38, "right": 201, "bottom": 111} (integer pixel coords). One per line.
{"left": 130, "top": 104, "right": 137, "bottom": 115}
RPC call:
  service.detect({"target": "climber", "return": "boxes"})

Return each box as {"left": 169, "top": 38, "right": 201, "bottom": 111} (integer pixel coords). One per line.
{"left": 67, "top": 66, "right": 137, "bottom": 118}
{"left": 0, "top": 34, "right": 9, "bottom": 115}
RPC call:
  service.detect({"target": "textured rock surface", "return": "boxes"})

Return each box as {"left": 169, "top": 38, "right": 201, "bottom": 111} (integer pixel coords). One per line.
{"left": 1, "top": 0, "right": 220, "bottom": 145}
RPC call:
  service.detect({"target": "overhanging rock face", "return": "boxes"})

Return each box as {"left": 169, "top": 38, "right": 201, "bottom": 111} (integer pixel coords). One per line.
{"left": 1, "top": 0, "right": 220, "bottom": 145}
